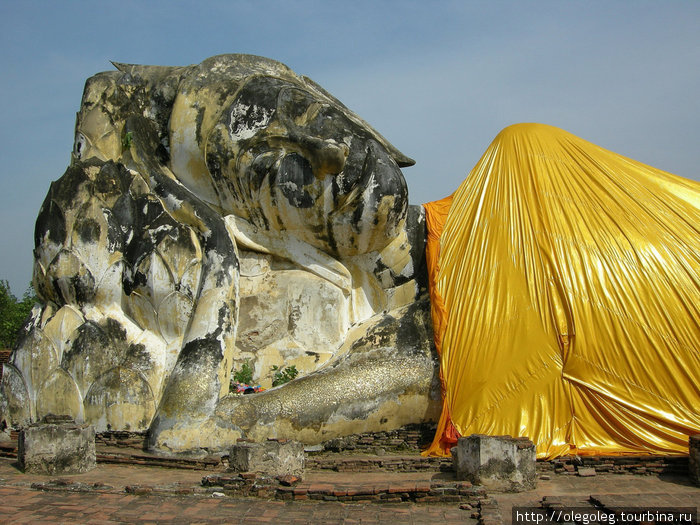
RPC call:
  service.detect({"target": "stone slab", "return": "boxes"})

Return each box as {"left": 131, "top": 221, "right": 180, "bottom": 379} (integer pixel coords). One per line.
{"left": 690, "top": 435, "right": 699, "bottom": 486}
{"left": 18, "top": 415, "right": 95, "bottom": 474}
{"left": 453, "top": 434, "right": 536, "bottom": 492}
{"left": 229, "top": 439, "right": 305, "bottom": 477}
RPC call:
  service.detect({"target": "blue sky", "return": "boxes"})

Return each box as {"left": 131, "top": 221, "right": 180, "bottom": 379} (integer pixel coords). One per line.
{"left": 1, "top": 1, "right": 698, "bottom": 294}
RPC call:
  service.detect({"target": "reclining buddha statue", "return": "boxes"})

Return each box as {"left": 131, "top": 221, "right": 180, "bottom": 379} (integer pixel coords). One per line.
{"left": 4, "top": 54, "right": 697, "bottom": 459}
{"left": 0, "top": 54, "right": 440, "bottom": 453}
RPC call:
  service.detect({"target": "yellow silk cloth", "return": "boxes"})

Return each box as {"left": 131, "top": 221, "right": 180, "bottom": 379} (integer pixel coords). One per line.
{"left": 422, "top": 123, "right": 700, "bottom": 459}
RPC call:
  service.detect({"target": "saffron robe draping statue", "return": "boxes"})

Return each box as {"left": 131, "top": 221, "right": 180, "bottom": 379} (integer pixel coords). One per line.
{"left": 423, "top": 123, "right": 700, "bottom": 459}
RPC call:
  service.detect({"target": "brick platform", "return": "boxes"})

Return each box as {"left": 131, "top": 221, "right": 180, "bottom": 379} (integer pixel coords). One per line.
{"left": 202, "top": 472, "right": 487, "bottom": 504}
{"left": 0, "top": 349, "right": 11, "bottom": 381}
{"left": 538, "top": 455, "right": 689, "bottom": 476}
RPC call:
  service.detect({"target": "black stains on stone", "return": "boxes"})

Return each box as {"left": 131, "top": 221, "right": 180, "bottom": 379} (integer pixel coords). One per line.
{"left": 174, "top": 338, "right": 224, "bottom": 378}
{"left": 139, "top": 197, "right": 170, "bottom": 229}
{"left": 351, "top": 199, "right": 366, "bottom": 231}
{"left": 155, "top": 142, "right": 170, "bottom": 166}
{"left": 406, "top": 205, "right": 428, "bottom": 293}
{"left": 394, "top": 300, "right": 432, "bottom": 354}
{"left": 63, "top": 267, "right": 96, "bottom": 306}
{"left": 346, "top": 299, "right": 433, "bottom": 359}
{"left": 35, "top": 197, "right": 66, "bottom": 248}
{"left": 305, "top": 351, "right": 320, "bottom": 363}
{"left": 94, "top": 162, "right": 131, "bottom": 198}
{"left": 325, "top": 216, "right": 339, "bottom": 255}
{"left": 194, "top": 106, "right": 206, "bottom": 146}
{"left": 226, "top": 77, "right": 281, "bottom": 136}
{"left": 103, "top": 317, "right": 128, "bottom": 343}
{"left": 277, "top": 153, "right": 314, "bottom": 208}
{"left": 123, "top": 342, "right": 152, "bottom": 374}
{"left": 205, "top": 149, "right": 223, "bottom": 183}
{"left": 335, "top": 142, "right": 365, "bottom": 195}
{"left": 49, "top": 164, "right": 91, "bottom": 207}
{"left": 249, "top": 151, "right": 278, "bottom": 192}
{"left": 123, "top": 266, "right": 147, "bottom": 296}
{"left": 103, "top": 208, "right": 124, "bottom": 253}
{"left": 349, "top": 313, "right": 397, "bottom": 353}
{"left": 63, "top": 318, "right": 128, "bottom": 364}
{"left": 62, "top": 321, "right": 112, "bottom": 367}
{"left": 111, "top": 193, "right": 136, "bottom": 235}
{"left": 76, "top": 217, "right": 100, "bottom": 244}
{"left": 149, "top": 77, "right": 180, "bottom": 149}
{"left": 287, "top": 304, "right": 301, "bottom": 332}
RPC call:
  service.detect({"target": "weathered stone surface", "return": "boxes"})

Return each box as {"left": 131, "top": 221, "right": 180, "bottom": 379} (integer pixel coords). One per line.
{"left": 0, "top": 54, "right": 439, "bottom": 454}
{"left": 18, "top": 416, "right": 96, "bottom": 474}
{"left": 452, "top": 434, "right": 536, "bottom": 492}
{"left": 229, "top": 439, "right": 305, "bottom": 477}
{"left": 690, "top": 435, "right": 700, "bottom": 485}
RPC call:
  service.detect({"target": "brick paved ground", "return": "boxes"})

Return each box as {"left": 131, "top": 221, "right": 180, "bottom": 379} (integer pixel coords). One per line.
{"left": 0, "top": 484, "right": 478, "bottom": 524}
{"left": 0, "top": 458, "right": 476, "bottom": 524}
{"left": 1, "top": 454, "right": 698, "bottom": 524}
{"left": 493, "top": 473, "right": 700, "bottom": 525}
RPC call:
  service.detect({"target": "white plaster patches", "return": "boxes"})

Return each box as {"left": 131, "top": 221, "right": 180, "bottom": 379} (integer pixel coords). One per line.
{"left": 228, "top": 102, "right": 274, "bottom": 141}
{"left": 279, "top": 181, "right": 300, "bottom": 194}
{"left": 400, "top": 259, "right": 414, "bottom": 278}
{"left": 25, "top": 305, "right": 44, "bottom": 332}
{"left": 164, "top": 193, "right": 184, "bottom": 211}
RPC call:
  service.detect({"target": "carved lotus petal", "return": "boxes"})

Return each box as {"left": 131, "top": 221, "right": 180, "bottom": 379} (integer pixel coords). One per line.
{"left": 84, "top": 366, "right": 156, "bottom": 432}
{"left": 92, "top": 258, "right": 125, "bottom": 307}
{"left": 61, "top": 321, "right": 123, "bottom": 398}
{"left": 132, "top": 249, "right": 175, "bottom": 309}
{"left": 154, "top": 225, "right": 202, "bottom": 286}
{"left": 0, "top": 364, "right": 31, "bottom": 425}
{"left": 69, "top": 200, "right": 112, "bottom": 279}
{"left": 36, "top": 368, "right": 83, "bottom": 423}
{"left": 92, "top": 161, "right": 133, "bottom": 207}
{"left": 179, "top": 260, "right": 202, "bottom": 301}
{"left": 34, "top": 198, "right": 67, "bottom": 270}
{"left": 121, "top": 330, "right": 167, "bottom": 399}
{"left": 11, "top": 328, "right": 59, "bottom": 401}
{"left": 47, "top": 249, "right": 96, "bottom": 305}
{"left": 123, "top": 290, "right": 159, "bottom": 333}
{"left": 128, "top": 172, "right": 150, "bottom": 197}
{"left": 157, "top": 291, "right": 194, "bottom": 344}
{"left": 38, "top": 301, "right": 56, "bottom": 328}
{"left": 41, "top": 305, "right": 85, "bottom": 362}
{"left": 31, "top": 259, "right": 58, "bottom": 305}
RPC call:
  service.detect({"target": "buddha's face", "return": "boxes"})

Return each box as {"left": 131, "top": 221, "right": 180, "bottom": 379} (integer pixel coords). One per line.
{"left": 206, "top": 77, "right": 408, "bottom": 257}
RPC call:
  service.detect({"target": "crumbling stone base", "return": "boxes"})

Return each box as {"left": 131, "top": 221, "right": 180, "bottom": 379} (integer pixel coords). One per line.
{"left": 690, "top": 435, "right": 700, "bottom": 486}
{"left": 453, "top": 434, "right": 536, "bottom": 492}
{"left": 229, "top": 439, "right": 304, "bottom": 477}
{"left": 18, "top": 415, "right": 96, "bottom": 474}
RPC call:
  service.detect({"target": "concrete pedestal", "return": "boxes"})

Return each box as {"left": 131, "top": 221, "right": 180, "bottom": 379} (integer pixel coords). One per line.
{"left": 690, "top": 435, "right": 700, "bottom": 486}
{"left": 452, "top": 434, "right": 536, "bottom": 492}
{"left": 229, "top": 439, "right": 305, "bottom": 477}
{"left": 18, "top": 415, "right": 95, "bottom": 474}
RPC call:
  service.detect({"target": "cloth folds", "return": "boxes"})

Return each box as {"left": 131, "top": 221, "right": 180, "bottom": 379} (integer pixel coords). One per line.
{"left": 423, "top": 123, "right": 700, "bottom": 459}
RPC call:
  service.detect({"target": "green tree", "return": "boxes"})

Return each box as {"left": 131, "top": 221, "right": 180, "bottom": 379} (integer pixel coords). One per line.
{"left": 0, "top": 280, "right": 37, "bottom": 349}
